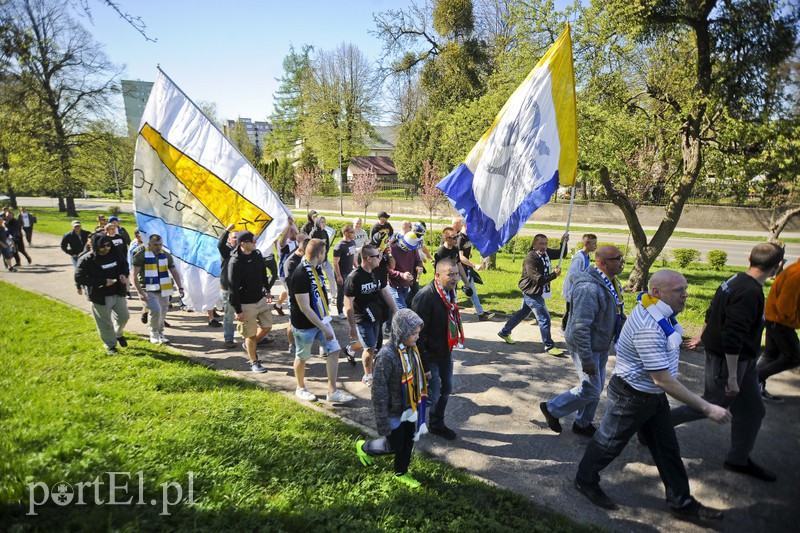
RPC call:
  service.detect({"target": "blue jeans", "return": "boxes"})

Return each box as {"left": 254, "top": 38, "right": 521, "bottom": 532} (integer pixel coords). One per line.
{"left": 547, "top": 349, "right": 608, "bottom": 428}
{"left": 463, "top": 273, "right": 484, "bottom": 315}
{"left": 221, "top": 289, "right": 235, "bottom": 342}
{"left": 577, "top": 376, "right": 691, "bottom": 508}
{"left": 499, "top": 294, "right": 553, "bottom": 350}
{"left": 388, "top": 285, "right": 411, "bottom": 310}
{"left": 427, "top": 357, "right": 454, "bottom": 429}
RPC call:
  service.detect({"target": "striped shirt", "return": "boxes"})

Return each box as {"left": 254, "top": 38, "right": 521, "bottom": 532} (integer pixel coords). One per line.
{"left": 613, "top": 302, "right": 680, "bottom": 394}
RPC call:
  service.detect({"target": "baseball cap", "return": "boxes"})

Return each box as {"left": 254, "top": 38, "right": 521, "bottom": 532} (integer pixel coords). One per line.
{"left": 237, "top": 231, "right": 255, "bottom": 244}
{"left": 377, "top": 211, "right": 390, "bottom": 219}
{"left": 108, "top": 216, "right": 119, "bottom": 222}
{"left": 72, "top": 220, "right": 82, "bottom": 227}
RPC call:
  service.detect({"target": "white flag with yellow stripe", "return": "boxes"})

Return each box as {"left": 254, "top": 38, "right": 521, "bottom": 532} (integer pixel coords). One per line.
{"left": 133, "top": 69, "right": 290, "bottom": 311}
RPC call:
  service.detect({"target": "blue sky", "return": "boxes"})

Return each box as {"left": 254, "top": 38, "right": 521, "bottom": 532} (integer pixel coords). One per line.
{"left": 85, "top": 0, "right": 410, "bottom": 124}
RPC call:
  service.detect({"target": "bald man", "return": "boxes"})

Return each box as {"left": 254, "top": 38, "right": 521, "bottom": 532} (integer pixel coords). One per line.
{"left": 574, "top": 270, "right": 731, "bottom": 522}
{"left": 540, "top": 246, "right": 625, "bottom": 436}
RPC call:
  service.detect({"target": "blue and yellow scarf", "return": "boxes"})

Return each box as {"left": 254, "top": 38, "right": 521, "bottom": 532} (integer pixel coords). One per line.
{"left": 144, "top": 249, "right": 173, "bottom": 295}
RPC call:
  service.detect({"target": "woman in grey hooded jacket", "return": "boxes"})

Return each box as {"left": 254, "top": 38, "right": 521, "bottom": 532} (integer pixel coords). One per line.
{"left": 356, "top": 309, "right": 427, "bottom": 488}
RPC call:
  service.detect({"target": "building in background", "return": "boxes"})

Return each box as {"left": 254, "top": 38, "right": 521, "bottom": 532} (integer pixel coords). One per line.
{"left": 222, "top": 118, "right": 272, "bottom": 152}
{"left": 121, "top": 80, "right": 154, "bottom": 137}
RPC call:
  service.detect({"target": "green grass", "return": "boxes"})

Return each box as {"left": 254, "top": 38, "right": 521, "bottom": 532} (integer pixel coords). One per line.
{"left": 414, "top": 249, "right": 767, "bottom": 336}
{"left": 22, "top": 206, "right": 135, "bottom": 237}
{"left": 0, "top": 281, "right": 590, "bottom": 532}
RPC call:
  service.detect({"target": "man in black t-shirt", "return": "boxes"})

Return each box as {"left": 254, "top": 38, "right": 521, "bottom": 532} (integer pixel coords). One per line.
{"left": 333, "top": 223, "right": 358, "bottom": 319}
{"left": 344, "top": 243, "right": 397, "bottom": 387}
{"left": 453, "top": 218, "right": 494, "bottom": 321}
{"left": 370, "top": 211, "right": 393, "bottom": 240}
{"left": 289, "top": 238, "right": 354, "bottom": 404}
{"left": 434, "top": 226, "right": 472, "bottom": 298}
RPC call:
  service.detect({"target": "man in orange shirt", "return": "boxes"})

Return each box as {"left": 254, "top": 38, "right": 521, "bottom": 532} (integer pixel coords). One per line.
{"left": 760, "top": 257, "right": 800, "bottom": 402}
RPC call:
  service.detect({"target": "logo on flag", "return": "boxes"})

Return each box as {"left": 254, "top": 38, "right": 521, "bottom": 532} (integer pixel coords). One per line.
{"left": 437, "top": 24, "right": 577, "bottom": 257}
{"left": 133, "top": 69, "right": 290, "bottom": 311}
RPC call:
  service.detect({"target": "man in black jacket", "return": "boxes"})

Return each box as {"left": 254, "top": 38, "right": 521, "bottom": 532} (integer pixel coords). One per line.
{"left": 672, "top": 242, "right": 784, "bottom": 482}
{"left": 75, "top": 234, "right": 130, "bottom": 354}
{"left": 498, "top": 234, "right": 565, "bottom": 355}
{"left": 410, "top": 258, "right": 463, "bottom": 440}
{"left": 228, "top": 231, "right": 273, "bottom": 373}
{"left": 61, "top": 221, "right": 91, "bottom": 266}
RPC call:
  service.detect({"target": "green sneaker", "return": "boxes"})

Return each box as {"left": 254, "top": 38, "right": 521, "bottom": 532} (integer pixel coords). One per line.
{"left": 497, "top": 332, "right": 516, "bottom": 344}
{"left": 356, "top": 440, "right": 373, "bottom": 467}
{"left": 546, "top": 346, "right": 565, "bottom": 356}
{"left": 394, "top": 473, "right": 421, "bottom": 488}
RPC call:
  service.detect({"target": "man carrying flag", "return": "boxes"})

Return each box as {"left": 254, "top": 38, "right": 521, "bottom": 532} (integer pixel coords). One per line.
{"left": 437, "top": 24, "right": 577, "bottom": 258}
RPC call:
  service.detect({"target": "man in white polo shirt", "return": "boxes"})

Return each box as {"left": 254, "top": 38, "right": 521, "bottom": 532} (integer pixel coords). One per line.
{"left": 574, "top": 270, "right": 731, "bottom": 524}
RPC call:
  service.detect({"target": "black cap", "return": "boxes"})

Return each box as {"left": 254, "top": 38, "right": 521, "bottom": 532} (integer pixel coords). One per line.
{"left": 377, "top": 211, "right": 390, "bottom": 219}
{"left": 237, "top": 231, "right": 255, "bottom": 245}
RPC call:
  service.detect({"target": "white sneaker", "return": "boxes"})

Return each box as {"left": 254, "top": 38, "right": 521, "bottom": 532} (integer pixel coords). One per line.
{"left": 287, "top": 344, "right": 295, "bottom": 355}
{"left": 362, "top": 373, "right": 373, "bottom": 387}
{"left": 158, "top": 334, "right": 170, "bottom": 344}
{"left": 295, "top": 387, "right": 317, "bottom": 402}
{"left": 149, "top": 334, "right": 162, "bottom": 345}
{"left": 326, "top": 389, "right": 355, "bottom": 403}
{"left": 338, "top": 313, "right": 346, "bottom": 320}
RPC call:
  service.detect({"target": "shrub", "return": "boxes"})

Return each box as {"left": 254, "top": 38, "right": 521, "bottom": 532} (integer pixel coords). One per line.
{"left": 597, "top": 241, "right": 628, "bottom": 258}
{"left": 108, "top": 205, "right": 122, "bottom": 216}
{"left": 672, "top": 248, "right": 701, "bottom": 268}
{"left": 657, "top": 250, "right": 671, "bottom": 267}
{"left": 706, "top": 250, "right": 728, "bottom": 270}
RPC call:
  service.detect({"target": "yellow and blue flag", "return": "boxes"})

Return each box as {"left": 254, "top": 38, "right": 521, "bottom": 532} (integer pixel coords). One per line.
{"left": 133, "top": 69, "right": 290, "bottom": 312}
{"left": 437, "top": 24, "right": 577, "bottom": 257}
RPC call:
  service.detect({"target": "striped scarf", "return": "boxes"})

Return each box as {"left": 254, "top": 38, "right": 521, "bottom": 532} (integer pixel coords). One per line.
{"left": 398, "top": 342, "right": 429, "bottom": 441}
{"left": 638, "top": 292, "right": 683, "bottom": 351}
{"left": 144, "top": 250, "right": 173, "bottom": 295}
{"left": 434, "top": 280, "right": 464, "bottom": 350}
{"left": 539, "top": 252, "right": 552, "bottom": 298}
{"left": 302, "top": 258, "right": 331, "bottom": 324}
{"left": 594, "top": 266, "right": 624, "bottom": 341}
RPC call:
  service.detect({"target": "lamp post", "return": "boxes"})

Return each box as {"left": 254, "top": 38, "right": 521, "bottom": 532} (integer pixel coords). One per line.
{"left": 338, "top": 104, "right": 344, "bottom": 216}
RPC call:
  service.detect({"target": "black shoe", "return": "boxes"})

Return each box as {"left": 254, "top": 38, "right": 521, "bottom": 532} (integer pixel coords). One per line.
{"left": 163, "top": 321, "right": 171, "bottom": 328}
{"left": 116, "top": 336, "right": 128, "bottom": 347}
{"left": 573, "top": 478, "right": 618, "bottom": 510}
{"left": 141, "top": 311, "right": 148, "bottom": 324}
{"left": 572, "top": 422, "right": 597, "bottom": 437}
{"left": 223, "top": 340, "right": 237, "bottom": 349}
{"left": 760, "top": 381, "right": 784, "bottom": 403}
{"left": 429, "top": 425, "right": 457, "bottom": 440}
{"left": 670, "top": 497, "right": 724, "bottom": 522}
{"left": 208, "top": 319, "right": 222, "bottom": 328}
{"left": 539, "top": 402, "right": 562, "bottom": 433}
{"left": 723, "top": 458, "right": 777, "bottom": 482}
{"left": 478, "top": 312, "right": 495, "bottom": 321}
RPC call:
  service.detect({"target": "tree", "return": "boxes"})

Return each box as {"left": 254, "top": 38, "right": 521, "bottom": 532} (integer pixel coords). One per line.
{"left": 2, "top": 0, "right": 121, "bottom": 216}
{"left": 72, "top": 120, "right": 134, "bottom": 200}
{"left": 229, "top": 118, "right": 259, "bottom": 166}
{"left": 266, "top": 44, "right": 312, "bottom": 159}
{"left": 580, "top": 0, "right": 799, "bottom": 290}
{"left": 419, "top": 159, "right": 446, "bottom": 246}
{"left": 350, "top": 166, "right": 379, "bottom": 218}
{"left": 293, "top": 168, "right": 321, "bottom": 212}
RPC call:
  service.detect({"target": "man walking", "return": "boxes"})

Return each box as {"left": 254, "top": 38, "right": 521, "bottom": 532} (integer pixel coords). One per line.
{"left": 132, "top": 234, "right": 184, "bottom": 346}
{"left": 758, "top": 256, "right": 800, "bottom": 401}
{"left": 411, "top": 258, "right": 464, "bottom": 440}
{"left": 345, "top": 243, "right": 397, "bottom": 387}
{"left": 498, "top": 234, "right": 565, "bottom": 355}
{"left": 333, "top": 223, "right": 358, "bottom": 320}
{"left": 371, "top": 211, "right": 393, "bottom": 240}
{"left": 672, "top": 242, "right": 784, "bottom": 482}
{"left": 289, "top": 238, "right": 354, "bottom": 403}
{"left": 61, "top": 220, "right": 91, "bottom": 266}
{"left": 228, "top": 231, "right": 273, "bottom": 373}
{"left": 561, "top": 234, "right": 598, "bottom": 330}
{"left": 17, "top": 207, "right": 36, "bottom": 245}
{"left": 453, "top": 218, "right": 494, "bottom": 321}
{"left": 574, "top": 270, "right": 731, "bottom": 522}
{"left": 540, "top": 246, "right": 625, "bottom": 436}
{"left": 217, "top": 223, "right": 238, "bottom": 349}
{"left": 75, "top": 234, "right": 131, "bottom": 354}
{"left": 387, "top": 229, "right": 423, "bottom": 310}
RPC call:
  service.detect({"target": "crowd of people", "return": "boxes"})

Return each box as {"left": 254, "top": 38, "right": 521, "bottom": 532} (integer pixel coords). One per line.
{"left": 17, "top": 205, "right": 794, "bottom": 520}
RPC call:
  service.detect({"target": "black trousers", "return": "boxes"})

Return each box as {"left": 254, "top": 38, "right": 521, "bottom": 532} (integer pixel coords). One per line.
{"left": 759, "top": 321, "right": 800, "bottom": 383}
{"left": 362, "top": 421, "right": 416, "bottom": 475}
{"left": 264, "top": 256, "right": 278, "bottom": 293}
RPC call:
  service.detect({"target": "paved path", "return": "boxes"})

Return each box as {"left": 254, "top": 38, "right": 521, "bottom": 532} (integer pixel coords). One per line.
{"left": 3, "top": 233, "right": 799, "bottom": 532}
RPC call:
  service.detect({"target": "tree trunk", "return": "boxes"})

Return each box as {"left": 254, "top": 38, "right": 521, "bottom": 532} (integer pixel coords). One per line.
{"left": 58, "top": 196, "right": 65, "bottom": 212}
{"left": 7, "top": 185, "right": 18, "bottom": 209}
{"left": 770, "top": 206, "right": 800, "bottom": 242}
{"left": 481, "top": 253, "right": 496, "bottom": 270}
{"left": 65, "top": 196, "right": 78, "bottom": 218}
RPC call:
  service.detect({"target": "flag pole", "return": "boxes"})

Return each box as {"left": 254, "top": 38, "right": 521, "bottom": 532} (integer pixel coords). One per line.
{"left": 557, "top": 186, "right": 576, "bottom": 269}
